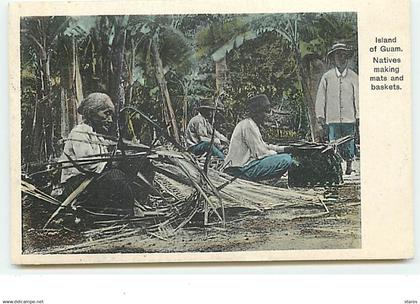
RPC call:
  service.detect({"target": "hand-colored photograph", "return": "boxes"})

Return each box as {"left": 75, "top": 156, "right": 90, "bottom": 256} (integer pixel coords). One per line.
{"left": 18, "top": 12, "right": 361, "bottom": 256}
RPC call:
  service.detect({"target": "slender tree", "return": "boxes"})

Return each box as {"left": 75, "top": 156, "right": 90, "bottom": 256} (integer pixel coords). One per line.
{"left": 21, "top": 16, "right": 71, "bottom": 162}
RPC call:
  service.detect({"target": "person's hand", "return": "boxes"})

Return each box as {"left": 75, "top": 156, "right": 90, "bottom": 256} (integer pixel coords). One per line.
{"left": 221, "top": 137, "right": 230, "bottom": 144}
{"left": 283, "top": 146, "right": 294, "bottom": 153}
{"left": 316, "top": 118, "right": 327, "bottom": 142}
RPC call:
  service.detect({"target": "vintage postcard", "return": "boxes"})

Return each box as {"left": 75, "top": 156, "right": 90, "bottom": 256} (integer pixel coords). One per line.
{"left": 9, "top": 0, "right": 413, "bottom": 264}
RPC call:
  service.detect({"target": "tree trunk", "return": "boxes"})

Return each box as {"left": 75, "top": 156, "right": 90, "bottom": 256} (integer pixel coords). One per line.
{"left": 308, "top": 58, "right": 328, "bottom": 141}
{"left": 152, "top": 37, "right": 181, "bottom": 144}
{"left": 43, "top": 51, "right": 54, "bottom": 158}
{"left": 182, "top": 94, "right": 188, "bottom": 133}
{"left": 215, "top": 56, "right": 228, "bottom": 93}
{"left": 28, "top": 26, "right": 46, "bottom": 162}
{"left": 110, "top": 17, "right": 128, "bottom": 113}
{"left": 73, "top": 38, "right": 83, "bottom": 124}
{"left": 125, "top": 38, "right": 138, "bottom": 141}
{"left": 30, "top": 46, "right": 54, "bottom": 162}
{"left": 59, "top": 36, "right": 83, "bottom": 139}
{"left": 30, "top": 93, "right": 43, "bottom": 162}
{"left": 60, "top": 87, "right": 69, "bottom": 139}
{"left": 293, "top": 45, "right": 321, "bottom": 142}
{"left": 127, "top": 38, "right": 136, "bottom": 107}
{"left": 108, "top": 16, "right": 129, "bottom": 141}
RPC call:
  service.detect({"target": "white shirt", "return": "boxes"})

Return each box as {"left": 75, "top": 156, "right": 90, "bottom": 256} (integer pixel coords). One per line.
{"left": 184, "top": 113, "right": 228, "bottom": 148}
{"left": 60, "top": 124, "right": 113, "bottom": 183}
{"left": 224, "top": 118, "right": 282, "bottom": 168}
{"left": 315, "top": 67, "right": 359, "bottom": 124}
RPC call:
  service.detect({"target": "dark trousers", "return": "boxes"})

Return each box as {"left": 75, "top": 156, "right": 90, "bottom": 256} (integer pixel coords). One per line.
{"left": 328, "top": 123, "right": 356, "bottom": 161}
{"left": 189, "top": 141, "right": 225, "bottom": 160}
{"left": 225, "top": 154, "right": 293, "bottom": 182}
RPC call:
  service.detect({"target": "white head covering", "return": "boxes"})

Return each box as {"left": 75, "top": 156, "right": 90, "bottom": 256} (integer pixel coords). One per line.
{"left": 77, "top": 93, "right": 115, "bottom": 121}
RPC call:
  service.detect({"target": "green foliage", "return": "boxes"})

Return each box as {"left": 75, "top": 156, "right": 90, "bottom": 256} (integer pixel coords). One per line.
{"left": 159, "top": 25, "right": 194, "bottom": 76}
{"left": 64, "top": 16, "right": 97, "bottom": 37}
{"left": 298, "top": 13, "right": 358, "bottom": 64}
{"left": 195, "top": 17, "right": 249, "bottom": 58}
{"left": 20, "top": 12, "right": 358, "bottom": 162}
{"left": 221, "top": 31, "right": 306, "bottom": 133}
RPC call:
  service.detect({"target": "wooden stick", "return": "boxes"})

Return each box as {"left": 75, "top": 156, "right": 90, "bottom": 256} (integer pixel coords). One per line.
{"left": 291, "top": 211, "right": 329, "bottom": 220}
{"left": 180, "top": 153, "right": 225, "bottom": 225}
{"left": 171, "top": 157, "right": 223, "bottom": 223}
{"left": 147, "top": 231, "right": 169, "bottom": 241}
{"left": 318, "top": 198, "right": 330, "bottom": 213}
{"left": 21, "top": 180, "right": 61, "bottom": 206}
{"left": 174, "top": 199, "right": 200, "bottom": 232}
{"left": 47, "top": 229, "right": 140, "bottom": 254}
{"left": 43, "top": 176, "right": 95, "bottom": 229}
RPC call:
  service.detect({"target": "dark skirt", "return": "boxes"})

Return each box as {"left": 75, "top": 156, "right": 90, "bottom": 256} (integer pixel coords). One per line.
{"left": 62, "top": 168, "right": 134, "bottom": 218}
{"left": 62, "top": 158, "right": 155, "bottom": 219}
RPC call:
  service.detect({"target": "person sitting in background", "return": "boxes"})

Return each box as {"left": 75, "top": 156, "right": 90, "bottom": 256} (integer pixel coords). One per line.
{"left": 185, "top": 98, "right": 229, "bottom": 160}
{"left": 60, "top": 92, "right": 136, "bottom": 218}
{"left": 223, "top": 94, "right": 293, "bottom": 182}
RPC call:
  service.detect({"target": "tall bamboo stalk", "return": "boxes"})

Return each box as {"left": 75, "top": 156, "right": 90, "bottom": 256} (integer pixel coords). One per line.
{"left": 152, "top": 36, "right": 181, "bottom": 144}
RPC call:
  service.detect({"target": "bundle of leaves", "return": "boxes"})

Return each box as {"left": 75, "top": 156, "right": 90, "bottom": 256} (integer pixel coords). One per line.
{"left": 288, "top": 147, "right": 343, "bottom": 187}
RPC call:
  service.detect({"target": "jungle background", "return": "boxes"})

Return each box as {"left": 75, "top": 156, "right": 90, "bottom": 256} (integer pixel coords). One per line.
{"left": 20, "top": 12, "right": 358, "bottom": 166}
{"left": 19, "top": 13, "right": 361, "bottom": 253}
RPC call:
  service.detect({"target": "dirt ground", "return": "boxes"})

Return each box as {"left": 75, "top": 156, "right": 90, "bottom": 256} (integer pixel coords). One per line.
{"left": 22, "top": 161, "right": 361, "bottom": 255}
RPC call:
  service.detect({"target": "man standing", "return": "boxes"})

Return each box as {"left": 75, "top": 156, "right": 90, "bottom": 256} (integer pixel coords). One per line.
{"left": 315, "top": 43, "right": 359, "bottom": 175}
{"left": 223, "top": 94, "right": 293, "bottom": 181}
{"left": 185, "top": 98, "right": 229, "bottom": 160}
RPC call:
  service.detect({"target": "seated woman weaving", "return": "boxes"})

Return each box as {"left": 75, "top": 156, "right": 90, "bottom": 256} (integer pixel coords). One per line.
{"left": 59, "top": 92, "right": 151, "bottom": 219}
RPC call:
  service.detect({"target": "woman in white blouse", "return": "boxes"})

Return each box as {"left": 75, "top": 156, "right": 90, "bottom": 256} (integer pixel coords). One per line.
{"left": 59, "top": 93, "right": 136, "bottom": 219}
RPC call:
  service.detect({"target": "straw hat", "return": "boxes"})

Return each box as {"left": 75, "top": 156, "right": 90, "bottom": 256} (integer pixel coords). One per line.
{"left": 327, "top": 43, "right": 353, "bottom": 57}
{"left": 198, "top": 98, "right": 224, "bottom": 111}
